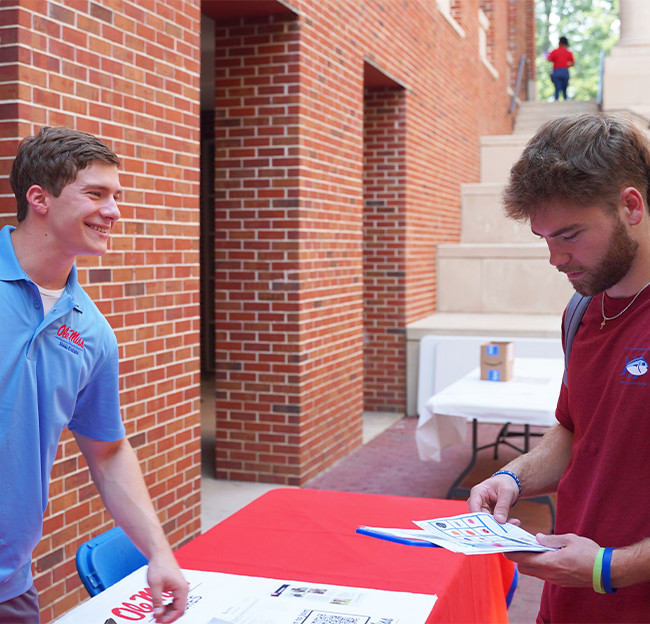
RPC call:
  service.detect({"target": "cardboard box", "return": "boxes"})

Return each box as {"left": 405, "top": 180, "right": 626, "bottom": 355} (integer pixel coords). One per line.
{"left": 480, "top": 341, "right": 514, "bottom": 382}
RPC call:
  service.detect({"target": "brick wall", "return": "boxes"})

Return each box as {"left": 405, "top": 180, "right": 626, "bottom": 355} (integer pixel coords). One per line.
{"left": 363, "top": 87, "right": 407, "bottom": 412}
{"left": 509, "top": 0, "right": 538, "bottom": 98}
{"left": 0, "top": 1, "right": 201, "bottom": 621}
{"left": 212, "top": 13, "right": 309, "bottom": 485}
{"left": 210, "top": 0, "right": 534, "bottom": 484}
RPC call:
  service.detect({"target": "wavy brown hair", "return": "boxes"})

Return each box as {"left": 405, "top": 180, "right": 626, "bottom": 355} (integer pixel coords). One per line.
{"left": 503, "top": 113, "right": 650, "bottom": 222}
{"left": 10, "top": 126, "right": 120, "bottom": 222}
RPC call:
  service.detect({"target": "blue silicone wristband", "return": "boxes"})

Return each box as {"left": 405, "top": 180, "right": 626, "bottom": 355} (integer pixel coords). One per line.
{"left": 602, "top": 547, "right": 618, "bottom": 594}
{"left": 492, "top": 470, "right": 522, "bottom": 503}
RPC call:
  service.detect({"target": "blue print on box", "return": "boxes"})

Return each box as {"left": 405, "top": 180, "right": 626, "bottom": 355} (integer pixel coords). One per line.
{"left": 486, "top": 345, "right": 499, "bottom": 357}
{"left": 488, "top": 369, "right": 501, "bottom": 381}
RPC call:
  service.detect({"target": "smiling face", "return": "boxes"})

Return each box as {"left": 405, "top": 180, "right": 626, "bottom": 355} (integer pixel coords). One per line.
{"left": 531, "top": 202, "right": 639, "bottom": 297}
{"left": 38, "top": 162, "right": 122, "bottom": 259}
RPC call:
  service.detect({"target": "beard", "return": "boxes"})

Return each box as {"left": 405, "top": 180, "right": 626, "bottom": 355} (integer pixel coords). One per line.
{"left": 558, "top": 217, "right": 639, "bottom": 297}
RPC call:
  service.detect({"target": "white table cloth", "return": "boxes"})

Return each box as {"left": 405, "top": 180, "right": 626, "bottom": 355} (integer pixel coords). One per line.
{"left": 417, "top": 358, "right": 564, "bottom": 462}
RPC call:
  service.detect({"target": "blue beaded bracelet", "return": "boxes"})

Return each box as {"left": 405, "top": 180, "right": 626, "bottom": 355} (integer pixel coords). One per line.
{"left": 492, "top": 470, "right": 522, "bottom": 503}
{"left": 602, "top": 547, "right": 618, "bottom": 594}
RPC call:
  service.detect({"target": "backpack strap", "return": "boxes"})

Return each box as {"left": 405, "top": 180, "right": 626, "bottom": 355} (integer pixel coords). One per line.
{"left": 563, "top": 292, "right": 592, "bottom": 386}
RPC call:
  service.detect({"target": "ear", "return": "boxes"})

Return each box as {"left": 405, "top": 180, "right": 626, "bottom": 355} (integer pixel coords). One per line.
{"left": 25, "top": 185, "right": 50, "bottom": 216}
{"left": 619, "top": 187, "right": 645, "bottom": 226}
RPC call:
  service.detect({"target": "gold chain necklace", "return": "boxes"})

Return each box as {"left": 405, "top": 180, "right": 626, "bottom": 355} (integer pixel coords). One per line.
{"left": 601, "top": 280, "right": 650, "bottom": 330}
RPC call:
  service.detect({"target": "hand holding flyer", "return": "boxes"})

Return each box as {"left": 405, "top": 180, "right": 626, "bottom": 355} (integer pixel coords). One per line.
{"left": 358, "top": 511, "right": 557, "bottom": 555}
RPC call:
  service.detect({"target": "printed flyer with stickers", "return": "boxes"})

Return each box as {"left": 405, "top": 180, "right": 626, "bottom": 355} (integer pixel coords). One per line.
{"left": 358, "top": 511, "right": 556, "bottom": 554}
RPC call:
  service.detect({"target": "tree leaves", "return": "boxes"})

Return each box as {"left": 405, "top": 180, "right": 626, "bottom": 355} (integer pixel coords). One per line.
{"left": 536, "top": 0, "right": 620, "bottom": 101}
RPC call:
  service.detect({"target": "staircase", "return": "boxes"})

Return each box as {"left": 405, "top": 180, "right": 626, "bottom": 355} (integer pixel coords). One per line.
{"left": 406, "top": 100, "right": 599, "bottom": 415}
{"left": 512, "top": 99, "right": 601, "bottom": 134}
{"left": 438, "top": 99, "right": 600, "bottom": 316}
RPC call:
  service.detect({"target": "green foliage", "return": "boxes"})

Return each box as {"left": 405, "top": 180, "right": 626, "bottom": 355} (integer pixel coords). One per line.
{"left": 536, "top": 0, "right": 620, "bottom": 101}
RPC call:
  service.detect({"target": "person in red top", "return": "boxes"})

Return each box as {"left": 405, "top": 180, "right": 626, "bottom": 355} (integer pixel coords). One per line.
{"left": 547, "top": 36, "right": 574, "bottom": 100}
{"left": 469, "top": 113, "right": 650, "bottom": 622}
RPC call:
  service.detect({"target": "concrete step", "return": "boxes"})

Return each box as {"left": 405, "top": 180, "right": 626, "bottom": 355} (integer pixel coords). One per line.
{"left": 479, "top": 134, "right": 531, "bottom": 183}
{"left": 600, "top": 108, "right": 650, "bottom": 135}
{"left": 603, "top": 49, "right": 650, "bottom": 119}
{"left": 406, "top": 312, "right": 562, "bottom": 340}
{"left": 514, "top": 100, "right": 599, "bottom": 134}
{"left": 516, "top": 99, "right": 598, "bottom": 114}
{"left": 481, "top": 101, "right": 601, "bottom": 182}
{"left": 460, "top": 183, "right": 538, "bottom": 244}
{"left": 436, "top": 243, "right": 574, "bottom": 315}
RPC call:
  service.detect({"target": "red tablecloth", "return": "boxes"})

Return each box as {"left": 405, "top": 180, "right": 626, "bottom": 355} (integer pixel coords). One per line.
{"left": 176, "top": 488, "right": 515, "bottom": 623}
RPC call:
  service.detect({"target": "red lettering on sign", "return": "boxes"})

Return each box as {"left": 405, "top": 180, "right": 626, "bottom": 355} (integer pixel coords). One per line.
{"left": 109, "top": 586, "right": 178, "bottom": 621}
{"left": 111, "top": 607, "right": 145, "bottom": 621}
{"left": 129, "top": 589, "right": 153, "bottom": 602}
{"left": 110, "top": 587, "right": 156, "bottom": 621}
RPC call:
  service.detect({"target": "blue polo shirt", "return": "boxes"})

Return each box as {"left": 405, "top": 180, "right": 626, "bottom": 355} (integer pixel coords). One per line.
{"left": 0, "top": 226, "right": 126, "bottom": 602}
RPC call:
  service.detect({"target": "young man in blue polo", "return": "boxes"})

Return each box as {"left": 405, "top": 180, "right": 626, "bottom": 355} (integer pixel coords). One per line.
{"left": 0, "top": 127, "right": 188, "bottom": 623}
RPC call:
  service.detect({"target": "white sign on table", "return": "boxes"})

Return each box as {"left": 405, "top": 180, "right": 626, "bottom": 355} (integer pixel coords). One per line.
{"left": 55, "top": 567, "right": 437, "bottom": 624}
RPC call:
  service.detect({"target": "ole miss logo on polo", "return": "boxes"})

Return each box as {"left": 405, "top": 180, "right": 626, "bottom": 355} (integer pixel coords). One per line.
{"left": 57, "top": 324, "right": 85, "bottom": 355}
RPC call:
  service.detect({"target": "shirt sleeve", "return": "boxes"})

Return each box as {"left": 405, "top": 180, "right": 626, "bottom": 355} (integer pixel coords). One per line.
{"left": 68, "top": 344, "right": 126, "bottom": 442}
{"left": 555, "top": 382, "right": 574, "bottom": 433}
{"left": 556, "top": 307, "right": 574, "bottom": 433}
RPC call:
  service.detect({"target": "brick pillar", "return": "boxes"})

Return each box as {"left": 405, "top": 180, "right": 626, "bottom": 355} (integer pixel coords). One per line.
{"left": 213, "top": 15, "right": 304, "bottom": 484}
{"left": 363, "top": 87, "right": 407, "bottom": 412}
{"left": 213, "top": 12, "right": 364, "bottom": 484}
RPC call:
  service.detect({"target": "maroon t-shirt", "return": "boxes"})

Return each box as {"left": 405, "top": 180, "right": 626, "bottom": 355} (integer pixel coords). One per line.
{"left": 538, "top": 288, "right": 650, "bottom": 622}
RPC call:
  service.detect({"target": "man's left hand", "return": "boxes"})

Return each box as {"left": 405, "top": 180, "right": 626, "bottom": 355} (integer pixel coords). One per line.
{"left": 506, "top": 533, "right": 600, "bottom": 588}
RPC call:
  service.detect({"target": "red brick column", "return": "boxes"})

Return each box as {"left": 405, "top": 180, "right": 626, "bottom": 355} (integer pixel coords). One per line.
{"left": 508, "top": 0, "right": 538, "bottom": 96}
{"left": 212, "top": 15, "right": 305, "bottom": 484}
{"left": 212, "top": 12, "right": 365, "bottom": 485}
{"left": 363, "top": 87, "right": 407, "bottom": 412}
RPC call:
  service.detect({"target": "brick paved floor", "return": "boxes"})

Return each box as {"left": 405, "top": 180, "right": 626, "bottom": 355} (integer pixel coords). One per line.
{"left": 305, "top": 416, "right": 553, "bottom": 623}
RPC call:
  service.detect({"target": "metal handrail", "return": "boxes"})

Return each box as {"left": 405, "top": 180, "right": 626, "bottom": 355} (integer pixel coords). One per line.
{"left": 596, "top": 49, "right": 605, "bottom": 110}
{"left": 509, "top": 54, "right": 527, "bottom": 114}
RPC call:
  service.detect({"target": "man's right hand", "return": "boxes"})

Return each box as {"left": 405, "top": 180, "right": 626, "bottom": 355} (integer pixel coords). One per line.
{"left": 468, "top": 472, "right": 520, "bottom": 524}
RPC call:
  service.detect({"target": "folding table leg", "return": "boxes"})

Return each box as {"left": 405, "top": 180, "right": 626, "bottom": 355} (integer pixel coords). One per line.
{"left": 445, "top": 419, "right": 479, "bottom": 499}
{"left": 445, "top": 421, "right": 557, "bottom": 533}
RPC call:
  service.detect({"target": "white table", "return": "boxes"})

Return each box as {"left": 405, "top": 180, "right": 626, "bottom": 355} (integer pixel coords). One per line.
{"left": 417, "top": 358, "right": 564, "bottom": 521}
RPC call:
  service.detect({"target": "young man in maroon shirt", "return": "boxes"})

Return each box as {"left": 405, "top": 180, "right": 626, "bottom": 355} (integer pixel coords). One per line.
{"left": 469, "top": 113, "right": 650, "bottom": 623}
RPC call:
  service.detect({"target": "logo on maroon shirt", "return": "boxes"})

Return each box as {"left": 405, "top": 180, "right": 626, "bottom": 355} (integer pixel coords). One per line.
{"left": 56, "top": 324, "right": 85, "bottom": 349}
{"left": 622, "top": 356, "right": 648, "bottom": 379}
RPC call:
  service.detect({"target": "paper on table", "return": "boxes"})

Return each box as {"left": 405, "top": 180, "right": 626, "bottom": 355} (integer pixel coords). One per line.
{"left": 55, "top": 567, "right": 437, "bottom": 624}
{"left": 359, "top": 511, "right": 557, "bottom": 555}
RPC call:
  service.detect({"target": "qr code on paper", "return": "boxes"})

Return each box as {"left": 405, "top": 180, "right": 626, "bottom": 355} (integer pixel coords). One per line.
{"left": 292, "top": 610, "right": 370, "bottom": 624}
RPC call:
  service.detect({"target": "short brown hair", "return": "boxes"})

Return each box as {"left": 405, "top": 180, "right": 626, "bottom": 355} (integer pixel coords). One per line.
{"left": 503, "top": 113, "right": 650, "bottom": 222}
{"left": 9, "top": 126, "right": 120, "bottom": 222}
